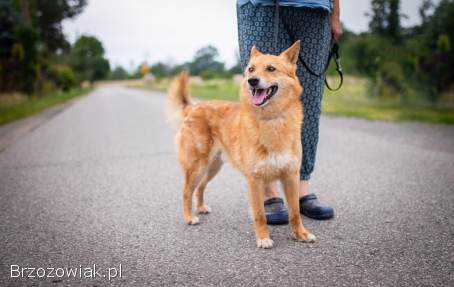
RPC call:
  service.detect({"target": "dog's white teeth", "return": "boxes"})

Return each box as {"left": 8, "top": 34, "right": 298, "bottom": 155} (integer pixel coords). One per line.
{"left": 266, "top": 88, "right": 271, "bottom": 96}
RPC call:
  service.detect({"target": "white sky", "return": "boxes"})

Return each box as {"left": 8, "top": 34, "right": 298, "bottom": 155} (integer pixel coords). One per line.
{"left": 63, "top": 0, "right": 430, "bottom": 70}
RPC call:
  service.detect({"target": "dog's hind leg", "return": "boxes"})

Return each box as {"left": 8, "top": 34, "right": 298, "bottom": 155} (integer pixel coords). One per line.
{"left": 182, "top": 163, "right": 207, "bottom": 225}
{"left": 195, "top": 156, "right": 223, "bottom": 214}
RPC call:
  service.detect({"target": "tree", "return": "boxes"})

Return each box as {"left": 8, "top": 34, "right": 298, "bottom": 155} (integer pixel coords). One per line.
{"left": 367, "top": 0, "right": 403, "bottom": 41}
{"left": 418, "top": 0, "right": 454, "bottom": 95}
{"left": 368, "top": 0, "right": 388, "bottom": 36}
{"left": 188, "top": 45, "right": 225, "bottom": 76}
{"left": 387, "top": 0, "right": 401, "bottom": 40}
{"left": 34, "top": 0, "right": 87, "bottom": 53}
{"left": 0, "top": 0, "right": 87, "bottom": 93}
{"left": 229, "top": 51, "right": 243, "bottom": 75}
{"left": 150, "top": 62, "right": 172, "bottom": 78}
{"left": 68, "top": 35, "right": 110, "bottom": 82}
{"left": 0, "top": 0, "right": 40, "bottom": 93}
{"left": 419, "top": 0, "right": 435, "bottom": 25}
{"left": 110, "top": 66, "right": 128, "bottom": 80}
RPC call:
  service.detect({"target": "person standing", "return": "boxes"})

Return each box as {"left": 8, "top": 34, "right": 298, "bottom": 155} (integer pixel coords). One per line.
{"left": 237, "top": 0, "right": 342, "bottom": 224}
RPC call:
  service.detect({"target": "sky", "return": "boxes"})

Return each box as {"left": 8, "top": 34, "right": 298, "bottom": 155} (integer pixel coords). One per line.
{"left": 62, "top": 0, "right": 430, "bottom": 70}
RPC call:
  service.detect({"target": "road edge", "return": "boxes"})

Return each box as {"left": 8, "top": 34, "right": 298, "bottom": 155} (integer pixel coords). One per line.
{"left": 0, "top": 91, "right": 90, "bottom": 153}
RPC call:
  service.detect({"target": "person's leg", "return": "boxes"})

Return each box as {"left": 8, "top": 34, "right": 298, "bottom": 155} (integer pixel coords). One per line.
{"left": 237, "top": 2, "right": 292, "bottom": 225}
{"left": 264, "top": 181, "right": 279, "bottom": 201}
{"left": 238, "top": 3, "right": 284, "bottom": 68}
{"left": 282, "top": 7, "right": 334, "bottom": 219}
{"left": 299, "top": 180, "right": 310, "bottom": 197}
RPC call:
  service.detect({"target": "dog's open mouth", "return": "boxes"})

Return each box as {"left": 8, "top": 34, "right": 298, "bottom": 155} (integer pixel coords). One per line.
{"left": 250, "top": 85, "right": 278, "bottom": 106}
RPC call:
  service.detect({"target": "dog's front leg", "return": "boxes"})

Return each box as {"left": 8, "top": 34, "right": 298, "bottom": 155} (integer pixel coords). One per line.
{"left": 247, "top": 177, "right": 273, "bottom": 249}
{"left": 281, "top": 172, "right": 316, "bottom": 243}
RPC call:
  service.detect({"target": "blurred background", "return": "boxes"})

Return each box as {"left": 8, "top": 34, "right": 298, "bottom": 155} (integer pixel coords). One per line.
{"left": 1, "top": 0, "right": 453, "bottom": 125}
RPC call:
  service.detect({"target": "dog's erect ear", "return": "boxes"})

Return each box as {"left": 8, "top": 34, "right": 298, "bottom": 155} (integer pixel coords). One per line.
{"left": 250, "top": 45, "right": 263, "bottom": 58}
{"left": 280, "top": 40, "right": 300, "bottom": 65}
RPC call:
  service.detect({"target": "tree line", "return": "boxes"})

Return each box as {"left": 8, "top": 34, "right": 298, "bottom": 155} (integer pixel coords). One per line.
{"left": 1, "top": 0, "right": 453, "bottom": 103}
{"left": 0, "top": 0, "right": 112, "bottom": 94}
{"left": 145, "top": 0, "right": 454, "bottom": 103}
{"left": 339, "top": 0, "right": 453, "bottom": 102}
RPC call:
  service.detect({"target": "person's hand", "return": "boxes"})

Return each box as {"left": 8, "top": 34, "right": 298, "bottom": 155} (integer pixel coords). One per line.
{"left": 331, "top": 12, "right": 342, "bottom": 43}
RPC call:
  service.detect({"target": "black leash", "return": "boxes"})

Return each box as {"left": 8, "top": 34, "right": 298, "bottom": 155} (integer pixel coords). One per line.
{"left": 273, "top": 1, "right": 343, "bottom": 91}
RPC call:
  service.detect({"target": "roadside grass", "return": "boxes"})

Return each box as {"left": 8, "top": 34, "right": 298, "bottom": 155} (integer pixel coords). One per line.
{"left": 0, "top": 88, "right": 91, "bottom": 126}
{"left": 141, "top": 75, "right": 454, "bottom": 124}
{"left": 191, "top": 80, "right": 239, "bottom": 102}
{"left": 323, "top": 76, "right": 454, "bottom": 124}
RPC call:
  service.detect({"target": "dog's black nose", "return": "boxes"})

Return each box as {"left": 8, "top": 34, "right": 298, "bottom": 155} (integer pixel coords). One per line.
{"left": 248, "top": 77, "right": 260, "bottom": 87}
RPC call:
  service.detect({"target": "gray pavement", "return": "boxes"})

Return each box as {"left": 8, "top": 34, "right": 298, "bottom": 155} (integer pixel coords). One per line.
{"left": 0, "top": 86, "right": 453, "bottom": 286}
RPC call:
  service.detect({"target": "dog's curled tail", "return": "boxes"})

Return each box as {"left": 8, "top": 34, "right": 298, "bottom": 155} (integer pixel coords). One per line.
{"left": 167, "top": 71, "right": 192, "bottom": 127}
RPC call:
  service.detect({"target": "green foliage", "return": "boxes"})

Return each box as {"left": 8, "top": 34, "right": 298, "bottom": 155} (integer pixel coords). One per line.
{"left": 188, "top": 46, "right": 225, "bottom": 76}
{"left": 50, "top": 64, "right": 77, "bottom": 91}
{"left": 387, "top": 0, "right": 401, "bottom": 41}
{"left": 33, "top": 0, "right": 86, "bottom": 52}
{"left": 0, "top": 0, "right": 16, "bottom": 58}
{"left": 419, "top": 0, "right": 435, "bottom": 25}
{"left": 367, "top": 0, "right": 403, "bottom": 41}
{"left": 150, "top": 62, "right": 172, "bottom": 79}
{"left": 14, "top": 25, "right": 40, "bottom": 94}
{"left": 368, "top": 0, "right": 388, "bottom": 36}
{"left": 110, "top": 66, "right": 129, "bottom": 80}
{"left": 340, "top": 0, "right": 454, "bottom": 103}
{"left": 437, "top": 34, "right": 450, "bottom": 52}
{"left": 149, "top": 46, "right": 240, "bottom": 80}
{"left": 0, "top": 0, "right": 87, "bottom": 94}
{"left": 68, "top": 35, "right": 110, "bottom": 82}
{"left": 376, "top": 61, "right": 405, "bottom": 99}
{"left": 229, "top": 63, "right": 242, "bottom": 75}
{"left": 200, "top": 70, "right": 232, "bottom": 80}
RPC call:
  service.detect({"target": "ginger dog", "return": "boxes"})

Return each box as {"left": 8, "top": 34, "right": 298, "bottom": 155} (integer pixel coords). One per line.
{"left": 167, "top": 41, "right": 315, "bottom": 248}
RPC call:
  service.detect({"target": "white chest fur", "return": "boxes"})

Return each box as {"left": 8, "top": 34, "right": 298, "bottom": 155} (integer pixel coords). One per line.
{"left": 254, "top": 152, "right": 299, "bottom": 174}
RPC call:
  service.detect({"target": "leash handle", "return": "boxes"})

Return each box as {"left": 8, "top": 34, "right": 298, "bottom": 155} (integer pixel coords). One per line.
{"left": 324, "top": 42, "right": 343, "bottom": 91}
{"left": 274, "top": 3, "right": 344, "bottom": 91}
{"left": 298, "top": 40, "right": 343, "bottom": 92}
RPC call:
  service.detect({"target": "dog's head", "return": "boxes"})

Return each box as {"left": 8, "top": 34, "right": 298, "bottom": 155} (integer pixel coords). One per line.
{"left": 241, "top": 41, "right": 302, "bottom": 112}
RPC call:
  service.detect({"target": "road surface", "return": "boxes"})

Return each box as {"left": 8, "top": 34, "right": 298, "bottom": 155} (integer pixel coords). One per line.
{"left": 1, "top": 86, "right": 453, "bottom": 286}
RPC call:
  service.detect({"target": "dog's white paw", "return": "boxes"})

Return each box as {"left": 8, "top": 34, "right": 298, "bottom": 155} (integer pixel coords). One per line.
{"left": 296, "top": 233, "right": 316, "bottom": 243}
{"left": 185, "top": 216, "right": 200, "bottom": 225}
{"left": 197, "top": 205, "right": 211, "bottom": 214}
{"left": 257, "top": 238, "right": 274, "bottom": 249}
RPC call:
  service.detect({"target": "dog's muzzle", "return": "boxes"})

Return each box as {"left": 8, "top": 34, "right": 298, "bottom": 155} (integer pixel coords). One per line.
{"left": 249, "top": 83, "right": 278, "bottom": 107}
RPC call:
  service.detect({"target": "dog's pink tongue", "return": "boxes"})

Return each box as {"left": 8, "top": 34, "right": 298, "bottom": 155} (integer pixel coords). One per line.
{"left": 252, "top": 90, "right": 266, "bottom": 106}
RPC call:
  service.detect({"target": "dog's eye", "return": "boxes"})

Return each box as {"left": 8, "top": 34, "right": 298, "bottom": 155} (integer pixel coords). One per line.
{"left": 266, "top": 66, "right": 276, "bottom": 72}
{"left": 248, "top": 67, "right": 255, "bottom": 73}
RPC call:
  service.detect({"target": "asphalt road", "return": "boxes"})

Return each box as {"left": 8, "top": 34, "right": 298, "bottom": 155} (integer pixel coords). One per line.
{"left": 1, "top": 86, "right": 453, "bottom": 286}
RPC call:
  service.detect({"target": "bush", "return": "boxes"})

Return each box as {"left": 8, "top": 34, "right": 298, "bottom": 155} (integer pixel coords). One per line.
{"left": 376, "top": 61, "right": 403, "bottom": 99}
{"left": 51, "top": 64, "right": 77, "bottom": 91}
{"left": 110, "top": 66, "right": 128, "bottom": 80}
{"left": 200, "top": 70, "right": 232, "bottom": 80}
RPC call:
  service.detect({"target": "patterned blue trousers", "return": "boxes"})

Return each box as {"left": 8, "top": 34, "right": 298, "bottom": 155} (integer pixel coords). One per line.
{"left": 237, "top": 3, "right": 331, "bottom": 180}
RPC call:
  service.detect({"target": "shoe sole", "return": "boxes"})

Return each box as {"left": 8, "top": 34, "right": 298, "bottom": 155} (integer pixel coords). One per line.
{"left": 266, "top": 211, "right": 289, "bottom": 225}
{"left": 301, "top": 210, "right": 334, "bottom": 220}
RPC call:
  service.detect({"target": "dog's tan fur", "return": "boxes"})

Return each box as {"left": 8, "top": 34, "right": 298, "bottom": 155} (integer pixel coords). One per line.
{"left": 167, "top": 41, "right": 315, "bottom": 248}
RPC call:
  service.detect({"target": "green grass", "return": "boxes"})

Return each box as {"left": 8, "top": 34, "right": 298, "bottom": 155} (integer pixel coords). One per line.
{"left": 323, "top": 76, "right": 454, "bottom": 124}
{"left": 191, "top": 79, "right": 239, "bottom": 101}
{"left": 141, "top": 76, "right": 454, "bottom": 124}
{"left": 0, "top": 88, "right": 91, "bottom": 126}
